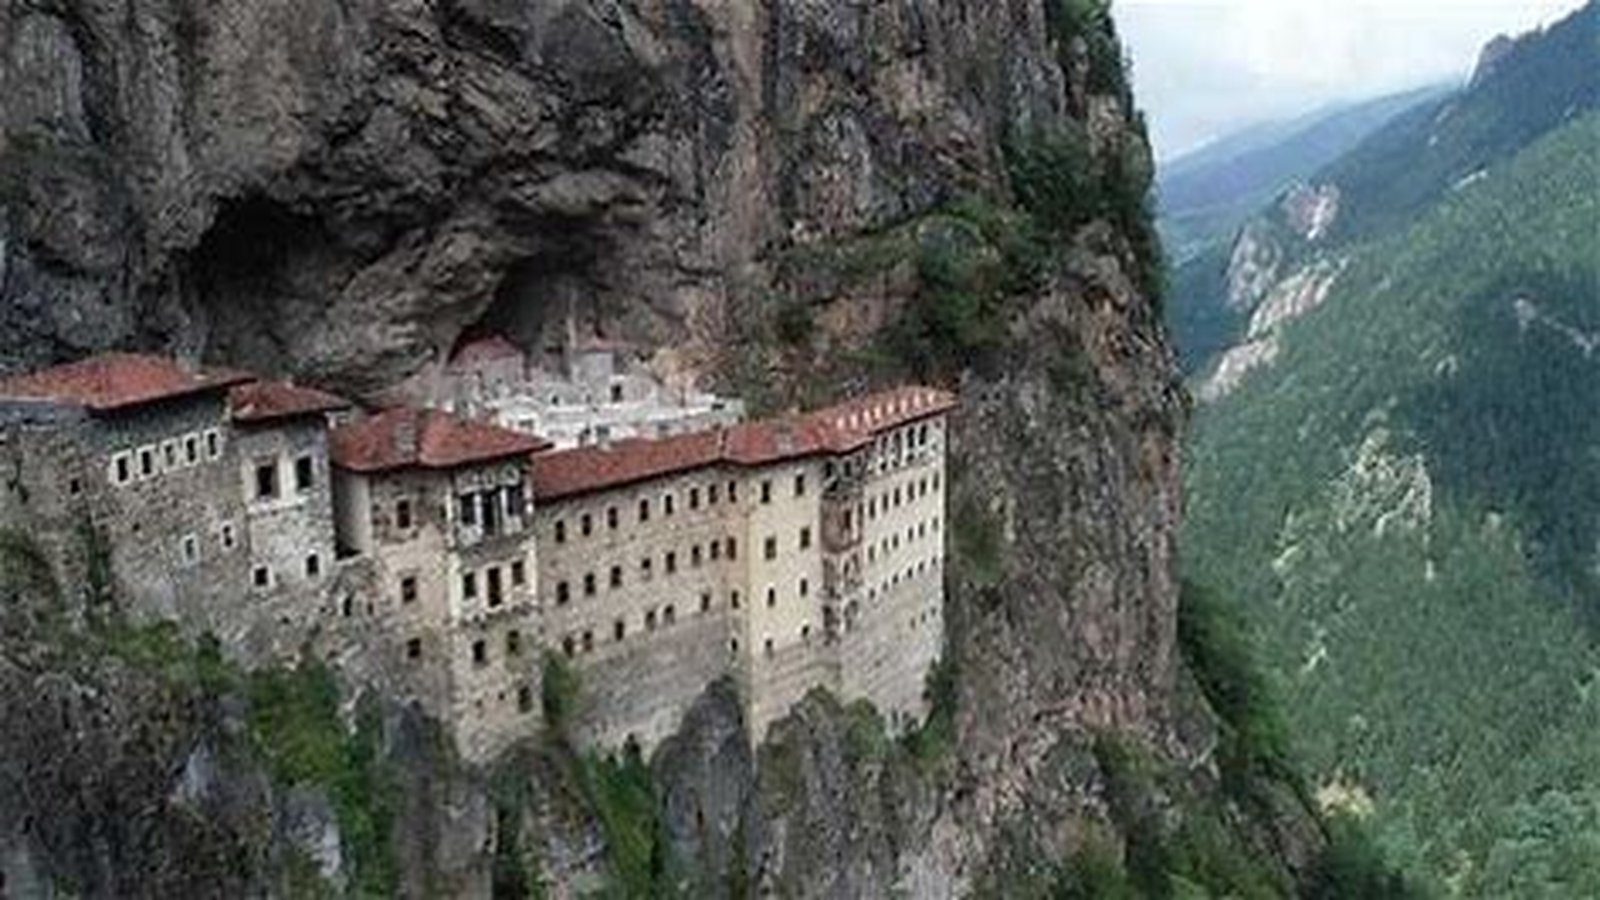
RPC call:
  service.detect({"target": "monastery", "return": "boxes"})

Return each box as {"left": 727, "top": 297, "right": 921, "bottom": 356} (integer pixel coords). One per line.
{"left": 0, "top": 349, "right": 954, "bottom": 762}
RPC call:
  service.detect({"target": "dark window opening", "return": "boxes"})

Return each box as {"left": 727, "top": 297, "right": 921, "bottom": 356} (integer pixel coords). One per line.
{"left": 294, "top": 456, "right": 314, "bottom": 491}
{"left": 255, "top": 462, "right": 277, "bottom": 500}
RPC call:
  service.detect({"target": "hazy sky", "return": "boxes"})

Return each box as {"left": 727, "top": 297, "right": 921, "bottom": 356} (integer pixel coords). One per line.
{"left": 1118, "top": 0, "right": 1583, "bottom": 160}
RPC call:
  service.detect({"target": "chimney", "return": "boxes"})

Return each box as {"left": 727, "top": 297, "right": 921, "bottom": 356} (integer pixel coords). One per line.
{"left": 393, "top": 411, "right": 419, "bottom": 458}
{"left": 774, "top": 420, "right": 795, "bottom": 455}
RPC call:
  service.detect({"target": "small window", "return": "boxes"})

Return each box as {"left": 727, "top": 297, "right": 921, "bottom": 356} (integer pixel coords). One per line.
{"left": 407, "top": 638, "right": 423, "bottom": 659}
{"left": 111, "top": 452, "right": 132, "bottom": 486}
{"left": 665, "top": 552, "right": 677, "bottom": 574}
{"left": 664, "top": 493, "right": 675, "bottom": 516}
{"left": 396, "top": 499, "right": 413, "bottom": 530}
{"left": 305, "top": 553, "right": 321, "bottom": 579}
{"left": 555, "top": 519, "right": 567, "bottom": 543}
{"left": 459, "top": 494, "right": 478, "bottom": 527}
{"left": 606, "top": 507, "right": 618, "bottom": 530}
{"left": 689, "top": 487, "right": 700, "bottom": 510}
{"left": 609, "top": 565, "right": 622, "bottom": 589}
{"left": 584, "top": 573, "right": 596, "bottom": 596}
{"left": 511, "top": 560, "right": 526, "bottom": 586}
{"left": 610, "top": 383, "right": 624, "bottom": 403}
{"left": 205, "top": 429, "right": 222, "bottom": 460}
{"left": 801, "top": 624, "right": 812, "bottom": 643}
{"left": 691, "top": 544, "right": 703, "bottom": 567}
{"left": 646, "top": 609, "right": 658, "bottom": 631}
{"left": 487, "top": 567, "right": 504, "bottom": 607}
{"left": 582, "top": 630, "right": 594, "bottom": 653}
{"left": 518, "top": 684, "right": 534, "bottom": 713}
{"left": 184, "top": 435, "right": 199, "bottom": 465}
{"left": 799, "top": 578, "right": 809, "bottom": 597}
{"left": 221, "top": 523, "right": 237, "bottom": 550}
{"left": 731, "top": 590, "right": 741, "bottom": 610}
{"left": 728, "top": 481, "right": 738, "bottom": 503}
{"left": 67, "top": 476, "right": 82, "bottom": 496}
{"left": 708, "top": 483, "right": 720, "bottom": 505}
{"left": 638, "top": 498, "right": 650, "bottom": 522}
{"left": 252, "top": 565, "right": 271, "bottom": 589}
{"left": 557, "top": 581, "right": 571, "bottom": 605}
{"left": 507, "top": 630, "right": 522, "bottom": 656}
{"left": 640, "top": 557, "right": 653, "bottom": 579}
{"left": 709, "top": 541, "right": 720, "bottom": 561}
{"left": 766, "top": 587, "right": 777, "bottom": 608}
{"left": 764, "top": 638, "right": 774, "bottom": 657}
{"left": 294, "top": 456, "right": 314, "bottom": 492}
{"left": 507, "top": 485, "right": 527, "bottom": 519}
{"left": 180, "top": 534, "right": 199, "bottom": 566}
{"left": 760, "top": 480, "right": 771, "bottom": 504}
{"left": 580, "top": 513, "right": 593, "bottom": 537}
{"left": 462, "top": 571, "right": 478, "bottom": 600}
{"left": 700, "top": 592, "right": 711, "bottom": 613}
{"left": 764, "top": 537, "right": 777, "bottom": 560}
{"left": 615, "top": 619, "right": 626, "bottom": 641}
{"left": 794, "top": 474, "right": 806, "bottom": 497}
{"left": 253, "top": 462, "right": 277, "bottom": 500}
{"left": 401, "top": 575, "right": 418, "bottom": 604}
{"left": 799, "top": 527, "right": 812, "bottom": 550}
{"left": 664, "top": 605, "right": 676, "bottom": 626}
{"left": 726, "top": 537, "right": 737, "bottom": 560}
{"left": 139, "top": 447, "right": 156, "bottom": 478}
{"left": 472, "top": 640, "right": 488, "bottom": 666}
{"left": 162, "top": 441, "right": 178, "bottom": 469}
{"left": 562, "top": 636, "right": 576, "bottom": 657}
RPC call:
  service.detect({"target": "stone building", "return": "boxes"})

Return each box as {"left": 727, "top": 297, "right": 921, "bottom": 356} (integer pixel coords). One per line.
{"left": 329, "top": 407, "right": 552, "bottom": 761}
{"left": 529, "top": 386, "right": 954, "bottom": 749}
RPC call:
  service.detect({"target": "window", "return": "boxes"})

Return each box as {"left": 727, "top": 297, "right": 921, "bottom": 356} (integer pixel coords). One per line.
{"left": 253, "top": 565, "right": 271, "bottom": 589}
{"left": 487, "top": 567, "right": 503, "bottom": 607}
{"left": 507, "top": 485, "right": 526, "bottom": 519}
{"left": 295, "top": 456, "right": 314, "bottom": 492}
{"left": 67, "top": 476, "right": 82, "bottom": 496}
{"left": 396, "top": 499, "right": 413, "bottom": 530}
{"left": 407, "top": 638, "right": 423, "bottom": 659}
{"left": 708, "top": 484, "right": 719, "bottom": 505}
{"left": 709, "top": 541, "right": 720, "bottom": 561}
{"left": 221, "top": 523, "right": 237, "bottom": 550}
{"left": 638, "top": 498, "right": 650, "bottom": 522}
{"left": 728, "top": 481, "right": 738, "bottom": 502}
{"left": 562, "top": 636, "right": 576, "bottom": 657}
{"left": 691, "top": 544, "right": 702, "bottom": 567}
{"left": 582, "top": 630, "right": 594, "bottom": 653}
{"left": 480, "top": 488, "right": 503, "bottom": 536}
{"left": 583, "top": 573, "right": 596, "bottom": 596}
{"left": 610, "top": 383, "right": 624, "bottom": 403}
{"left": 801, "top": 624, "right": 812, "bottom": 642}
{"left": 557, "top": 581, "right": 571, "bottom": 605}
{"left": 253, "top": 462, "right": 277, "bottom": 500}
{"left": 664, "top": 493, "right": 675, "bottom": 516}
{"left": 555, "top": 519, "right": 567, "bottom": 543}
{"left": 933, "top": 472, "right": 941, "bottom": 490}
{"left": 184, "top": 435, "right": 199, "bottom": 465}
{"left": 766, "top": 587, "right": 776, "bottom": 608}
{"left": 726, "top": 537, "right": 737, "bottom": 560}
{"left": 400, "top": 575, "right": 418, "bottom": 604}
{"left": 799, "top": 527, "right": 812, "bottom": 550}
{"left": 180, "top": 534, "right": 199, "bottom": 566}
{"left": 764, "top": 537, "right": 777, "bottom": 560}
{"left": 518, "top": 684, "right": 534, "bottom": 713}
{"left": 139, "top": 447, "right": 156, "bottom": 478}
{"left": 511, "top": 560, "right": 525, "bottom": 586}
{"left": 306, "top": 554, "right": 321, "bottom": 579}
{"left": 664, "top": 605, "right": 676, "bottom": 626}
{"left": 606, "top": 507, "right": 618, "bottom": 530}
{"left": 646, "top": 609, "right": 658, "bottom": 631}
{"left": 665, "top": 551, "right": 677, "bottom": 574}
{"left": 459, "top": 494, "right": 478, "bottom": 527}
{"left": 609, "top": 565, "right": 622, "bottom": 589}
{"left": 162, "top": 441, "right": 178, "bottom": 469}
{"left": 894, "top": 487, "right": 902, "bottom": 507}
{"left": 204, "top": 429, "right": 222, "bottom": 460}
{"left": 760, "top": 480, "right": 771, "bottom": 504}
{"left": 462, "top": 571, "right": 478, "bottom": 600}
{"left": 639, "top": 557, "right": 652, "bottom": 579}
{"left": 799, "top": 578, "right": 809, "bottom": 597}
{"left": 794, "top": 474, "right": 806, "bottom": 497}
{"left": 580, "top": 513, "right": 593, "bottom": 537}
{"left": 472, "top": 640, "right": 488, "bottom": 666}
{"left": 700, "top": 592, "right": 711, "bottom": 613}
{"left": 730, "top": 590, "right": 741, "bottom": 610}
{"left": 614, "top": 619, "right": 626, "bottom": 641}
{"left": 689, "top": 487, "right": 700, "bottom": 510}
{"left": 507, "top": 630, "right": 522, "bottom": 656}
{"left": 111, "top": 452, "right": 132, "bottom": 486}
{"left": 764, "top": 638, "right": 774, "bottom": 657}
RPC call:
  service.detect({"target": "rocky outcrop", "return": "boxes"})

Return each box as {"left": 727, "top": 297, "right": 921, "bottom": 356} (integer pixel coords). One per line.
{"left": 1, "top": 1, "right": 1320, "bottom": 895}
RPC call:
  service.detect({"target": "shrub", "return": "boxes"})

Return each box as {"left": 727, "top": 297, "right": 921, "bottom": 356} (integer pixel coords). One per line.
{"left": 541, "top": 651, "right": 582, "bottom": 738}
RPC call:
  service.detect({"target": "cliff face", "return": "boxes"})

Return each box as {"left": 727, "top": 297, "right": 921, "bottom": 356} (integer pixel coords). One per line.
{"left": 1, "top": 1, "right": 1315, "bottom": 895}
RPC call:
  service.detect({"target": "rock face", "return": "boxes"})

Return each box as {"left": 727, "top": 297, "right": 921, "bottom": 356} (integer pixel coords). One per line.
{"left": 1, "top": 1, "right": 1318, "bottom": 895}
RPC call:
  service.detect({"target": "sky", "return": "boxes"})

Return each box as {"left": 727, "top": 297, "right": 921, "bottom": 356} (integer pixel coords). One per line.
{"left": 1117, "top": 0, "right": 1584, "bottom": 160}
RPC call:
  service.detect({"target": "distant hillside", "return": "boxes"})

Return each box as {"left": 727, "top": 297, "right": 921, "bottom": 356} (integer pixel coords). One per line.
{"left": 1183, "top": 2, "right": 1600, "bottom": 892}
{"left": 1157, "top": 85, "right": 1447, "bottom": 261}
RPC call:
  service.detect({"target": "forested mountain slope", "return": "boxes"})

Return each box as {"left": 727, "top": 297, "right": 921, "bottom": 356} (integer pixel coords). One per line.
{"left": 1183, "top": 13, "right": 1600, "bottom": 892}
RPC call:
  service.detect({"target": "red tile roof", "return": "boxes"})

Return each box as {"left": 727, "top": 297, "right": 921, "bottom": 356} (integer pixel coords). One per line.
{"left": 0, "top": 353, "right": 252, "bottom": 413}
{"left": 532, "top": 385, "right": 956, "bottom": 501}
{"left": 229, "top": 380, "right": 350, "bottom": 424}
{"left": 330, "top": 407, "right": 552, "bottom": 473}
{"left": 449, "top": 335, "right": 524, "bottom": 368}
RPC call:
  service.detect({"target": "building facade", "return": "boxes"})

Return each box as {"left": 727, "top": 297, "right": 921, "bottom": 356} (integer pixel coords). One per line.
{"left": 0, "top": 352, "right": 952, "bottom": 764}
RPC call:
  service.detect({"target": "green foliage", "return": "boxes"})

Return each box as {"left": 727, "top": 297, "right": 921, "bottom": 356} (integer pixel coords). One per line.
{"left": 773, "top": 298, "right": 816, "bottom": 346}
{"left": 1303, "top": 816, "right": 1425, "bottom": 900}
{"left": 0, "top": 528, "right": 58, "bottom": 601}
{"left": 1050, "top": 835, "right": 1139, "bottom": 900}
{"left": 541, "top": 651, "right": 581, "bottom": 737}
{"left": 1050, "top": 0, "right": 1133, "bottom": 110}
{"left": 951, "top": 494, "right": 1006, "bottom": 590}
{"left": 1184, "top": 112, "right": 1600, "bottom": 891}
{"left": 581, "top": 746, "right": 676, "bottom": 898}
{"left": 902, "top": 654, "right": 958, "bottom": 766}
{"left": 248, "top": 663, "right": 398, "bottom": 897}
{"left": 1008, "top": 124, "right": 1099, "bottom": 237}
